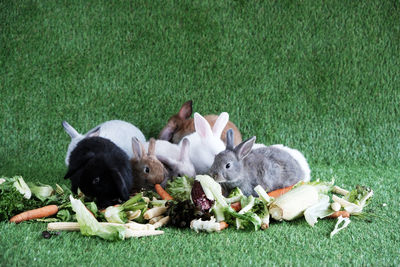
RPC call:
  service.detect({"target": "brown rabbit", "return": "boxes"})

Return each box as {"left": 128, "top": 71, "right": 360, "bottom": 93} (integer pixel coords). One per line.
{"left": 130, "top": 137, "right": 167, "bottom": 192}
{"left": 158, "top": 100, "right": 242, "bottom": 145}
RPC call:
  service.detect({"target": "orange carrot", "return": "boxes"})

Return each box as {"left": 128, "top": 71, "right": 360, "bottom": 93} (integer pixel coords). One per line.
{"left": 219, "top": 221, "right": 229, "bottom": 230}
{"left": 327, "top": 211, "right": 350, "bottom": 219}
{"left": 9, "top": 205, "right": 59, "bottom": 223}
{"left": 268, "top": 185, "right": 295, "bottom": 198}
{"left": 155, "top": 184, "right": 173, "bottom": 200}
{"left": 230, "top": 202, "right": 242, "bottom": 212}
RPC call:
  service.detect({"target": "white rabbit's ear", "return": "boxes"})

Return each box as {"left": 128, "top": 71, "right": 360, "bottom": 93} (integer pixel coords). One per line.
{"left": 131, "top": 137, "right": 143, "bottom": 160}
{"left": 234, "top": 136, "right": 256, "bottom": 161}
{"left": 157, "top": 155, "right": 177, "bottom": 169}
{"left": 212, "top": 112, "right": 229, "bottom": 138}
{"left": 194, "top": 112, "right": 213, "bottom": 139}
{"left": 179, "top": 138, "right": 191, "bottom": 162}
{"left": 62, "top": 121, "right": 81, "bottom": 139}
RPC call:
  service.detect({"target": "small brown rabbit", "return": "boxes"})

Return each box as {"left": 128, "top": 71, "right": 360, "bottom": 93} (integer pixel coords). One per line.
{"left": 130, "top": 138, "right": 167, "bottom": 192}
{"left": 158, "top": 100, "right": 242, "bottom": 146}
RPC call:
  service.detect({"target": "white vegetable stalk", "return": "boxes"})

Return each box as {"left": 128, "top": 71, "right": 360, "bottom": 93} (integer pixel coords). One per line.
{"left": 254, "top": 185, "right": 273, "bottom": 204}
{"left": 190, "top": 217, "right": 222, "bottom": 233}
{"left": 269, "top": 185, "right": 319, "bottom": 221}
{"left": 330, "top": 216, "right": 351, "bottom": 238}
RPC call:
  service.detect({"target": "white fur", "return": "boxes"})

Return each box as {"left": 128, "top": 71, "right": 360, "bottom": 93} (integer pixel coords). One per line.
{"left": 181, "top": 112, "right": 228, "bottom": 174}
{"left": 63, "top": 120, "right": 146, "bottom": 165}
{"left": 143, "top": 138, "right": 196, "bottom": 178}
{"left": 270, "top": 144, "right": 311, "bottom": 182}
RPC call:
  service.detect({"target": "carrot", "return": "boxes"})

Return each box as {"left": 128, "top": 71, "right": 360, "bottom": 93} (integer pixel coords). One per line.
{"left": 219, "top": 221, "right": 229, "bottom": 230}
{"left": 230, "top": 202, "right": 242, "bottom": 212}
{"left": 327, "top": 211, "right": 350, "bottom": 219}
{"left": 9, "top": 205, "right": 59, "bottom": 223}
{"left": 155, "top": 184, "right": 173, "bottom": 200}
{"left": 268, "top": 185, "right": 295, "bottom": 198}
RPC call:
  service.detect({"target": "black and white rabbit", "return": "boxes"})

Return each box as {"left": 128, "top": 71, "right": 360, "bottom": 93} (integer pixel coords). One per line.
{"left": 64, "top": 135, "right": 133, "bottom": 208}
{"left": 62, "top": 120, "right": 146, "bottom": 165}
{"left": 209, "top": 129, "right": 311, "bottom": 196}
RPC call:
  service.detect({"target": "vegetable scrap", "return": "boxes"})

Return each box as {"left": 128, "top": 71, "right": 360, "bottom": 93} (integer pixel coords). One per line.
{"left": 1, "top": 174, "right": 374, "bottom": 241}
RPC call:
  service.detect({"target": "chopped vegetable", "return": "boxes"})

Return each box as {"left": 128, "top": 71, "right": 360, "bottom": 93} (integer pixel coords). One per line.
{"left": 9, "top": 205, "right": 59, "bottom": 223}
{"left": 166, "top": 176, "right": 194, "bottom": 201}
{"left": 28, "top": 183, "right": 54, "bottom": 202}
{"left": 104, "top": 193, "right": 147, "bottom": 223}
{"left": 331, "top": 202, "right": 341, "bottom": 212}
{"left": 190, "top": 217, "right": 228, "bottom": 233}
{"left": 327, "top": 211, "right": 350, "bottom": 218}
{"left": 304, "top": 195, "right": 333, "bottom": 227}
{"left": 167, "top": 200, "right": 211, "bottom": 228}
{"left": 191, "top": 180, "right": 214, "bottom": 212}
{"left": 70, "top": 195, "right": 126, "bottom": 241}
{"left": 155, "top": 184, "right": 173, "bottom": 200}
{"left": 330, "top": 216, "right": 351, "bottom": 238}
{"left": 267, "top": 185, "right": 294, "bottom": 198}
{"left": 152, "top": 216, "right": 170, "bottom": 229}
{"left": 13, "top": 176, "right": 31, "bottom": 199}
{"left": 143, "top": 206, "right": 168, "bottom": 220}
{"left": 230, "top": 202, "right": 241, "bottom": 212}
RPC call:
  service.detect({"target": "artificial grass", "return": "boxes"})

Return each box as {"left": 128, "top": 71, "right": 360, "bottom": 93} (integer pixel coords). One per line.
{"left": 1, "top": 0, "right": 399, "bottom": 266}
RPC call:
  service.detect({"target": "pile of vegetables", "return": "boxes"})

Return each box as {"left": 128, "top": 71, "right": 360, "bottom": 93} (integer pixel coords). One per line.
{"left": 1, "top": 174, "right": 374, "bottom": 241}
{"left": 164, "top": 175, "right": 374, "bottom": 237}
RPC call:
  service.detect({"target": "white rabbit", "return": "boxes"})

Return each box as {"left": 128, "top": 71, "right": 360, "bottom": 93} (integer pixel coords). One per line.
{"left": 142, "top": 138, "right": 196, "bottom": 178}
{"left": 180, "top": 112, "right": 228, "bottom": 174}
{"left": 63, "top": 120, "right": 146, "bottom": 165}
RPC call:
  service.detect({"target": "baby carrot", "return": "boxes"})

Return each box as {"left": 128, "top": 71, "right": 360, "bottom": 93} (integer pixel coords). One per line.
{"left": 230, "top": 202, "right": 242, "bottom": 212}
{"left": 327, "top": 211, "right": 350, "bottom": 219}
{"left": 9, "top": 205, "right": 59, "bottom": 223}
{"left": 268, "top": 185, "right": 295, "bottom": 198}
{"left": 155, "top": 184, "right": 173, "bottom": 200}
{"left": 219, "top": 221, "right": 229, "bottom": 230}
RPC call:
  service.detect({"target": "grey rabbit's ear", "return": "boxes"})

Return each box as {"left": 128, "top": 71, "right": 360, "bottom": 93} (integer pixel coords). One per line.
{"left": 113, "top": 170, "right": 129, "bottom": 201}
{"left": 234, "top": 136, "right": 256, "bottom": 160}
{"left": 87, "top": 126, "right": 100, "bottom": 137}
{"left": 226, "top": 129, "right": 234, "bottom": 151}
{"left": 131, "top": 137, "right": 143, "bottom": 160}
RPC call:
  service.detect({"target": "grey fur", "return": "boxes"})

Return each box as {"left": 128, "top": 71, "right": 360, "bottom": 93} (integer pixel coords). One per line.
{"left": 209, "top": 136, "right": 306, "bottom": 196}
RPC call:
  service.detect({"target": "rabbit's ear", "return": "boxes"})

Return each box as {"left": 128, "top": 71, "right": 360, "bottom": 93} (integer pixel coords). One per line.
{"left": 87, "top": 126, "right": 100, "bottom": 137}
{"left": 131, "top": 137, "right": 143, "bottom": 160}
{"left": 234, "top": 136, "right": 256, "bottom": 160}
{"left": 62, "top": 121, "right": 80, "bottom": 138}
{"left": 226, "top": 129, "right": 234, "bottom": 151}
{"left": 64, "top": 152, "right": 95, "bottom": 179}
{"left": 178, "top": 100, "right": 193, "bottom": 119}
{"left": 157, "top": 155, "right": 177, "bottom": 169}
{"left": 212, "top": 112, "right": 229, "bottom": 138}
{"left": 158, "top": 125, "right": 174, "bottom": 141}
{"left": 148, "top": 138, "right": 156, "bottom": 156}
{"left": 113, "top": 170, "right": 129, "bottom": 201}
{"left": 194, "top": 112, "right": 213, "bottom": 139}
{"left": 179, "top": 138, "right": 191, "bottom": 162}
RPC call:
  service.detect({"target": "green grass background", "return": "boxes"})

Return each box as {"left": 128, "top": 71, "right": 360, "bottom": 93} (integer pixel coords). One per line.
{"left": 1, "top": 0, "right": 399, "bottom": 265}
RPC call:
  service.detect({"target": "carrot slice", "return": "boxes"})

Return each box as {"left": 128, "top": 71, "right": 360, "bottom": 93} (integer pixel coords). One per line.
{"left": 268, "top": 185, "right": 295, "bottom": 198}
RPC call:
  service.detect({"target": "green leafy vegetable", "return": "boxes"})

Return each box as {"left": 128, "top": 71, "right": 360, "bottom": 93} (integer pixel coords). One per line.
{"left": 104, "top": 193, "right": 148, "bottom": 224}
{"left": 70, "top": 195, "right": 126, "bottom": 241}
{"left": 166, "top": 176, "right": 194, "bottom": 201}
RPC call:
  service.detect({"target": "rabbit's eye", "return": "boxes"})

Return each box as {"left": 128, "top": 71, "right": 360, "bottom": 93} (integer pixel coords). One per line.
{"left": 144, "top": 166, "right": 150, "bottom": 173}
{"left": 92, "top": 177, "right": 100, "bottom": 185}
{"left": 225, "top": 162, "right": 231, "bottom": 169}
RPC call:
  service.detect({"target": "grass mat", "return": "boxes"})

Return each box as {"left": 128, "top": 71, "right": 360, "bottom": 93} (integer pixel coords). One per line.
{"left": 1, "top": 0, "right": 399, "bottom": 266}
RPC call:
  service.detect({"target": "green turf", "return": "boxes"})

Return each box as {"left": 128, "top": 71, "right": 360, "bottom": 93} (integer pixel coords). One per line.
{"left": 1, "top": 0, "right": 399, "bottom": 266}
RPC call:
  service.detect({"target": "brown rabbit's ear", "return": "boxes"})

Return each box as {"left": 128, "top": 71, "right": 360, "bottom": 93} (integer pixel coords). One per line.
{"left": 158, "top": 125, "right": 175, "bottom": 141}
{"left": 131, "top": 137, "right": 143, "bottom": 160}
{"left": 178, "top": 100, "right": 193, "bottom": 119}
{"left": 148, "top": 138, "right": 156, "bottom": 156}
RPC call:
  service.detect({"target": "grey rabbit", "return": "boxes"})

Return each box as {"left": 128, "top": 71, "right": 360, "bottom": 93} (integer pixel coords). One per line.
{"left": 209, "top": 129, "right": 310, "bottom": 196}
